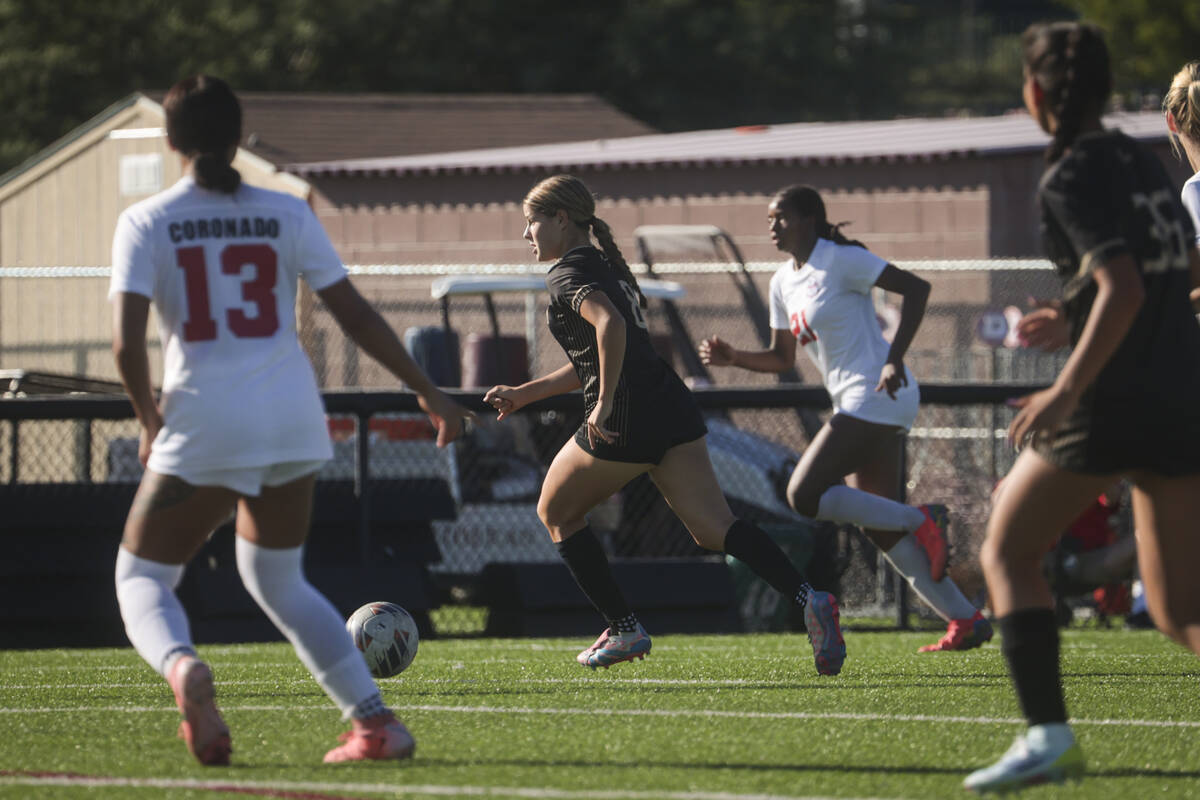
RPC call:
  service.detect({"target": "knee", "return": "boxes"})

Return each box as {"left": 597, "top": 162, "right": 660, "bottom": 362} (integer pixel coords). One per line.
{"left": 536, "top": 495, "right": 578, "bottom": 542}
{"left": 688, "top": 524, "right": 727, "bottom": 552}
{"left": 536, "top": 495, "right": 562, "bottom": 535}
{"left": 786, "top": 484, "right": 822, "bottom": 518}
{"left": 235, "top": 538, "right": 305, "bottom": 600}
{"left": 979, "top": 528, "right": 1039, "bottom": 580}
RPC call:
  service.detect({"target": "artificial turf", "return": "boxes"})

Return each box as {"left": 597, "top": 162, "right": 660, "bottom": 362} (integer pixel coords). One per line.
{"left": 1, "top": 626, "right": 1197, "bottom": 799}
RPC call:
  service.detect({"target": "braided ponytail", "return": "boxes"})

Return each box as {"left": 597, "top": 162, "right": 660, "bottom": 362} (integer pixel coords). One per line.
{"left": 524, "top": 174, "right": 646, "bottom": 307}
{"left": 590, "top": 215, "right": 646, "bottom": 308}
{"left": 1022, "top": 22, "right": 1111, "bottom": 164}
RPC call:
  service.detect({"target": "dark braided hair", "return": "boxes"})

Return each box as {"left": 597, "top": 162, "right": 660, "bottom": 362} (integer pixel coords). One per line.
{"left": 163, "top": 75, "right": 243, "bottom": 193}
{"left": 773, "top": 184, "right": 867, "bottom": 250}
{"left": 1022, "top": 22, "right": 1111, "bottom": 164}
{"left": 524, "top": 174, "right": 647, "bottom": 308}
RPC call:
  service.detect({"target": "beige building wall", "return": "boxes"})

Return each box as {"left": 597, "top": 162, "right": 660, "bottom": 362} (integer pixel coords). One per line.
{"left": 0, "top": 96, "right": 311, "bottom": 379}
{"left": 305, "top": 161, "right": 996, "bottom": 266}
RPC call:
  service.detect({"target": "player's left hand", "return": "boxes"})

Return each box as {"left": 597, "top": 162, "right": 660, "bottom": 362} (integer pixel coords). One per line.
{"left": 137, "top": 413, "right": 163, "bottom": 467}
{"left": 586, "top": 400, "right": 618, "bottom": 449}
{"left": 1006, "top": 385, "right": 1077, "bottom": 451}
{"left": 875, "top": 361, "right": 907, "bottom": 399}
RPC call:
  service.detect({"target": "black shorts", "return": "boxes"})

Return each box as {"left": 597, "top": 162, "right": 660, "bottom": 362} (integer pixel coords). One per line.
{"left": 574, "top": 377, "right": 708, "bottom": 465}
{"left": 1033, "top": 406, "right": 1200, "bottom": 476}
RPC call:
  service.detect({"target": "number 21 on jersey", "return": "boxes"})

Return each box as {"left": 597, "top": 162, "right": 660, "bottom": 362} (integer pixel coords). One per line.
{"left": 177, "top": 244, "right": 280, "bottom": 341}
{"left": 791, "top": 310, "right": 817, "bottom": 346}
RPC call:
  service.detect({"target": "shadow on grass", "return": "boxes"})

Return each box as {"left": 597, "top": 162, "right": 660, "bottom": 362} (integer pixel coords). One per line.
{"left": 408, "top": 757, "right": 1200, "bottom": 783}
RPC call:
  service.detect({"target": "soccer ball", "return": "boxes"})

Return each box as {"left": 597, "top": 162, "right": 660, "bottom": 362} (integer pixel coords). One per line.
{"left": 346, "top": 601, "right": 419, "bottom": 678}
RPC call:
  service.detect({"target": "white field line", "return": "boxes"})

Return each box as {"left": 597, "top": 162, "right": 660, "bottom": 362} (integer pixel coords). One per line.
{"left": 1, "top": 671, "right": 1184, "bottom": 691}
{"left": 0, "top": 773, "right": 895, "bottom": 800}
{"left": 0, "top": 701, "right": 1196, "bottom": 729}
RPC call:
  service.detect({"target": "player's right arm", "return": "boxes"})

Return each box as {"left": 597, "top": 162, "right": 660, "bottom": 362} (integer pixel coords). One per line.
{"left": 699, "top": 328, "right": 796, "bottom": 373}
{"left": 485, "top": 363, "right": 581, "bottom": 421}
{"left": 111, "top": 291, "right": 162, "bottom": 466}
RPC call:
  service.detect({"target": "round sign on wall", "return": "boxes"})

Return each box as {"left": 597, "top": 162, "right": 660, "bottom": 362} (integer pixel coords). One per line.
{"left": 976, "top": 309, "right": 1009, "bottom": 347}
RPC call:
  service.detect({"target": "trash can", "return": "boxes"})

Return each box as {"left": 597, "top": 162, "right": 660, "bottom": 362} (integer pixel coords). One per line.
{"left": 461, "top": 333, "right": 530, "bottom": 388}
{"left": 725, "top": 522, "right": 821, "bottom": 632}
{"left": 404, "top": 326, "right": 461, "bottom": 387}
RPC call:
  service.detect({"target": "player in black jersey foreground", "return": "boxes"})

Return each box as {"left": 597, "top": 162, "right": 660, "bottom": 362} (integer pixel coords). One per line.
{"left": 965, "top": 22, "right": 1200, "bottom": 793}
{"left": 484, "top": 174, "right": 845, "bottom": 675}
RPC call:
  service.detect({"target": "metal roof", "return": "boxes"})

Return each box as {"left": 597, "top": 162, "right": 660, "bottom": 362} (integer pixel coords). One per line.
{"left": 137, "top": 92, "right": 656, "bottom": 166}
{"left": 288, "top": 110, "right": 1172, "bottom": 178}
{"left": 430, "top": 274, "right": 686, "bottom": 300}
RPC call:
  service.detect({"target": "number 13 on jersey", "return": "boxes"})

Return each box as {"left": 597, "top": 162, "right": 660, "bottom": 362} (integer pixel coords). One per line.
{"left": 177, "top": 244, "right": 280, "bottom": 342}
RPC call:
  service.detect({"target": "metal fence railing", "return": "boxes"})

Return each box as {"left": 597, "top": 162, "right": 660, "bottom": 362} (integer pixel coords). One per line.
{"left": 1, "top": 384, "right": 1044, "bottom": 635}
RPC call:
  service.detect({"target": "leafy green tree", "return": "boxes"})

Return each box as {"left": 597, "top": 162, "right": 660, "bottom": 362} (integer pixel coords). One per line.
{"left": 1058, "top": 0, "right": 1200, "bottom": 104}
{"left": 0, "top": 0, "right": 1073, "bottom": 176}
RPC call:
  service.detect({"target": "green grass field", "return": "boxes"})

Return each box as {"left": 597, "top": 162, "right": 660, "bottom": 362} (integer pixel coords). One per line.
{"left": 2, "top": 626, "right": 1198, "bottom": 799}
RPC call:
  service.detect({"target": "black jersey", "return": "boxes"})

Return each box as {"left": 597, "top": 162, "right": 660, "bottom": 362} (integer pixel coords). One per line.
{"left": 545, "top": 245, "right": 706, "bottom": 463}
{"left": 1034, "top": 129, "right": 1200, "bottom": 474}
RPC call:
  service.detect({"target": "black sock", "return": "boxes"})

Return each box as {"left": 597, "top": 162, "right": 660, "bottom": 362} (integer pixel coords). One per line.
{"left": 556, "top": 526, "right": 632, "bottom": 627}
{"left": 723, "top": 519, "right": 813, "bottom": 608}
{"left": 998, "top": 608, "right": 1067, "bottom": 726}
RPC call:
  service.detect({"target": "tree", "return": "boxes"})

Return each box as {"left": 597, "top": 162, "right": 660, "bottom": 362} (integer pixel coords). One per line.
{"left": 0, "top": 0, "right": 1072, "bottom": 176}
{"left": 1059, "top": 0, "right": 1200, "bottom": 105}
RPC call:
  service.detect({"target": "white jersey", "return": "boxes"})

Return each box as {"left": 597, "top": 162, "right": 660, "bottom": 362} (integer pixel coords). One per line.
{"left": 768, "top": 237, "right": 918, "bottom": 428}
{"left": 1182, "top": 171, "right": 1200, "bottom": 246}
{"left": 109, "top": 176, "right": 347, "bottom": 473}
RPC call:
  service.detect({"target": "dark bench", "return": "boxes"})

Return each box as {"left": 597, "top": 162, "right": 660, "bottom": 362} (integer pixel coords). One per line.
{"left": 0, "top": 478, "right": 456, "bottom": 648}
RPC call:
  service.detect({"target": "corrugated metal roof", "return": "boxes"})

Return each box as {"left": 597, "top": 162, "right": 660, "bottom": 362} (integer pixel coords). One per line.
{"left": 145, "top": 91, "right": 656, "bottom": 166}
{"left": 288, "top": 110, "right": 1171, "bottom": 177}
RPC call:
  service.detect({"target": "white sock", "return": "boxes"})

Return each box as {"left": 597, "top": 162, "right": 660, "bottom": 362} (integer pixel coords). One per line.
{"left": 235, "top": 538, "right": 381, "bottom": 718}
{"left": 114, "top": 547, "right": 195, "bottom": 677}
{"left": 883, "top": 534, "right": 978, "bottom": 621}
{"left": 816, "top": 485, "right": 926, "bottom": 532}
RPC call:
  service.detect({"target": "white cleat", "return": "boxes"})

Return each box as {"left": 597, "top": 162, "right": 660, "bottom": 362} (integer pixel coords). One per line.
{"left": 964, "top": 723, "right": 1084, "bottom": 793}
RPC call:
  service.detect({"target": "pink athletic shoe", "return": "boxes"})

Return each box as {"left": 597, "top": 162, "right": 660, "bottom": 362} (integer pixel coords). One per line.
{"left": 919, "top": 611, "right": 994, "bottom": 652}
{"left": 576, "top": 628, "right": 614, "bottom": 666}
{"left": 324, "top": 712, "right": 416, "bottom": 763}
{"left": 804, "top": 590, "right": 846, "bottom": 676}
{"left": 167, "top": 656, "right": 232, "bottom": 766}
{"left": 914, "top": 504, "right": 950, "bottom": 582}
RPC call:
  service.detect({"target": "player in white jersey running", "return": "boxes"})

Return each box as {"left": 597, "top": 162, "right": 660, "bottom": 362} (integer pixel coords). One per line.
{"left": 700, "top": 184, "right": 991, "bottom": 653}
{"left": 109, "top": 75, "right": 472, "bottom": 766}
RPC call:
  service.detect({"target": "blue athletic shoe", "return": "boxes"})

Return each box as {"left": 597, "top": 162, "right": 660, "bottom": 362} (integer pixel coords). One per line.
{"left": 804, "top": 591, "right": 846, "bottom": 676}
{"left": 579, "top": 625, "right": 652, "bottom": 669}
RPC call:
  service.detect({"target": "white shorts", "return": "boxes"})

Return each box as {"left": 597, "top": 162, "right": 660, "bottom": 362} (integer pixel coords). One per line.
{"left": 168, "top": 460, "right": 326, "bottom": 496}
{"left": 833, "top": 381, "right": 919, "bottom": 430}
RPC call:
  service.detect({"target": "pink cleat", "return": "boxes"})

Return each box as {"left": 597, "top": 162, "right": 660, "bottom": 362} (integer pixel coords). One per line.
{"left": 324, "top": 712, "right": 416, "bottom": 763}
{"left": 579, "top": 625, "right": 651, "bottom": 669}
{"left": 804, "top": 591, "right": 846, "bottom": 676}
{"left": 914, "top": 504, "right": 950, "bottom": 582}
{"left": 576, "top": 628, "right": 615, "bottom": 666}
{"left": 167, "top": 656, "right": 232, "bottom": 766}
{"left": 919, "top": 611, "right": 994, "bottom": 652}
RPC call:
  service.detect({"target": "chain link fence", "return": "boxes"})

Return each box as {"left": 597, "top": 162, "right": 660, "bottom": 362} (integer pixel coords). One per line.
{"left": 1, "top": 254, "right": 1067, "bottom": 636}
